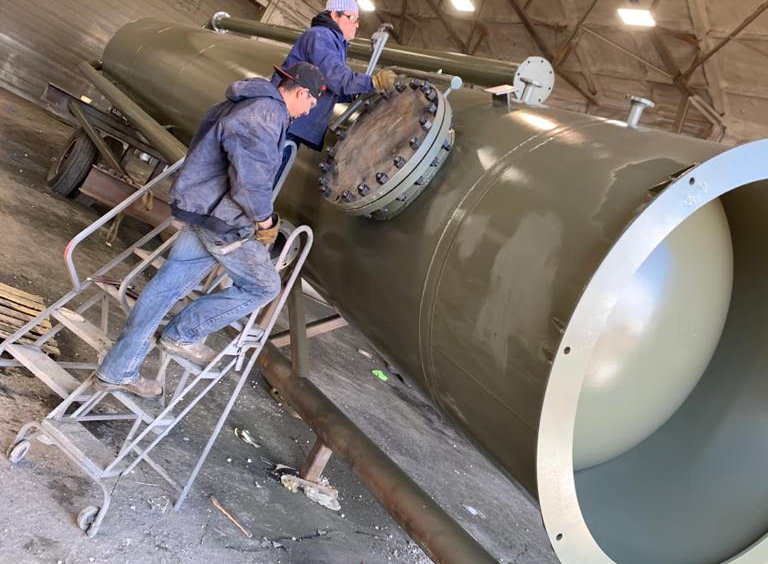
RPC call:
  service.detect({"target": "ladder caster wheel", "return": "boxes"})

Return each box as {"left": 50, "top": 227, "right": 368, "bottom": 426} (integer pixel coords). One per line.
{"left": 6, "top": 439, "right": 30, "bottom": 464}
{"left": 77, "top": 506, "right": 100, "bottom": 535}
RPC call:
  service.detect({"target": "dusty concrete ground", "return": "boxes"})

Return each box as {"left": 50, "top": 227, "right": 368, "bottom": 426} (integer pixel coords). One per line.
{"left": 0, "top": 89, "right": 559, "bottom": 564}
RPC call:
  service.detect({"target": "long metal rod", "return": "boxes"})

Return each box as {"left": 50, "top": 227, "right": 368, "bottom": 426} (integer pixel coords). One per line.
{"left": 213, "top": 16, "right": 521, "bottom": 87}
{"left": 581, "top": 26, "right": 672, "bottom": 78}
{"left": 682, "top": 1, "right": 768, "bottom": 79}
{"left": 421, "top": 0, "right": 467, "bottom": 51}
{"left": 552, "top": 0, "right": 600, "bottom": 66}
{"left": 79, "top": 61, "right": 187, "bottom": 163}
{"left": 256, "top": 343, "right": 498, "bottom": 564}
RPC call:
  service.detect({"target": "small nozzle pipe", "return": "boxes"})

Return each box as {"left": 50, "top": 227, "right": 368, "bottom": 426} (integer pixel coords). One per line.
{"left": 627, "top": 95, "right": 656, "bottom": 129}
{"left": 520, "top": 77, "right": 543, "bottom": 105}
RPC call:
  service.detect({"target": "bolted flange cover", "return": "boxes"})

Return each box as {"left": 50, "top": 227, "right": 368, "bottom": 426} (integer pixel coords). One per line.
{"left": 317, "top": 77, "right": 455, "bottom": 220}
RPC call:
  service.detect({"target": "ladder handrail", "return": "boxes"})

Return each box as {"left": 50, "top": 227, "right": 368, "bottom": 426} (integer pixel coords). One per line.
{"left": 272, "top": 140, "right": 297, "bottom": 203}
{"left": 64, "top": 158, "right": 185, "bottom": 291}
{"left": 236, "top": 225, "right": 313, "bottom": 352}
{"left": 101, "top": 225, "right": 313, "bottom": 477}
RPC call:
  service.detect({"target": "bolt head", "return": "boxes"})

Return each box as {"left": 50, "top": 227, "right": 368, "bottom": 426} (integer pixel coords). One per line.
{"left": 427, "top": 104, "right": 437, "bottom": 115}
{"left": 341, "top": 190, "right": 353, "bottom": 202}
{"left": 394, "top": 156, "right": 406, "bottom": 168}
{"left": 376, "top": 172, "right": 389, "bottom": 184}
{"left": 357, "top": 183, "right": 370, "bottom": 196}
{"left": 409, "top": 137, "right": 421, "bottom": 149}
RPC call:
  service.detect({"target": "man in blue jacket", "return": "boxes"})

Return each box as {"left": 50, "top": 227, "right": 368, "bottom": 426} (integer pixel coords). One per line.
{"left": 273, "top": 0, "right": 397, "bottom": 155}
{"left": 94, "top": 62, "right": 326, "bottom": 397}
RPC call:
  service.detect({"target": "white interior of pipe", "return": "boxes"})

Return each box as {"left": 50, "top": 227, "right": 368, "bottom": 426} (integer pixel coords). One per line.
{"left": 573, "top": 200, "right": 733, "bottom": 470}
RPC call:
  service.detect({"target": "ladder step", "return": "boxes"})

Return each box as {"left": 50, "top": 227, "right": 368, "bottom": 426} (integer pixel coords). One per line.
{"left": 41, "top": 419, "right": 115, "bottom": 479}
{"left": 93, "top": 281, "right": 136, "bottom": 309}
{"left": 52, "top": 308, "right": 113, "bottom": 355}
{"left": 6, "top": 344, "right": 90, "bottom": 400}
{"left": 133, "top": 248, "right": 166, "bottom": 270}
{"left": 110, "top": 392, "right": 174, "bottom": 430}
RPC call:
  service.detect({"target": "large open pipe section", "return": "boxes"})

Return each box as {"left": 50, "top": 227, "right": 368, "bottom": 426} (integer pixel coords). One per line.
{"left": 97, "top": 18, "right": 768, "bottom": 563}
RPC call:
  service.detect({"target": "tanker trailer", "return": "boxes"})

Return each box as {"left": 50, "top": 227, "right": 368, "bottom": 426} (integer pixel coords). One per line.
{"left": 76, "top": 17, "right": 768, "bottom": 564}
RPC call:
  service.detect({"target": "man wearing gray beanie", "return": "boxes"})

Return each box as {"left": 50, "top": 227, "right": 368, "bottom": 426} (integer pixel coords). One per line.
{"left": 272, "top": 0, "right": 396, "bottom": 156}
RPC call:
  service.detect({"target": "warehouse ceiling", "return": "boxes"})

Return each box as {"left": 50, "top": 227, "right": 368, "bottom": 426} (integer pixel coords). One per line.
{"left": 263, "top": 0, "right": 768, "bottom": 145}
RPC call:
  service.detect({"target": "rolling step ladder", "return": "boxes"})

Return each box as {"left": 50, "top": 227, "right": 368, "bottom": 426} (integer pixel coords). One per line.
{"left": 1, "top": 150, "right": 314, "bottom": 537}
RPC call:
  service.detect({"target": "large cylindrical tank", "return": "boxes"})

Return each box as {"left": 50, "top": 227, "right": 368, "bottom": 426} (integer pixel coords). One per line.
{"left": 102, "top": 19, "right": 768, "bottom": 564}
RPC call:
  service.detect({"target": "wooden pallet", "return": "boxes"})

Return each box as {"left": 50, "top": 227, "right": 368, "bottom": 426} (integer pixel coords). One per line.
{"left": 0, "top": 282, "right": 59, "bottom": 356}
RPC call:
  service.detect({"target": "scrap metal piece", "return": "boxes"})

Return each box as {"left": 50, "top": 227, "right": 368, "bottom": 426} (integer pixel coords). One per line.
{"left": 234, "top": 427, "right": 261, "bottom": 449}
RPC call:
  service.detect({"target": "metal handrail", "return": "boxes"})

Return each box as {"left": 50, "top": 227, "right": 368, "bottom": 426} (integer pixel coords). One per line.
{"left": 272, "top": 140, "right": 297, "bottom": 202}
{"left": 235, "top": 225, "right": 313, "bottom": 355}
{"left": 117, "top": 230, "right": 180, "bottom": 313}
{"left": 63, "top": 158, "right": 185, "bottom": 291}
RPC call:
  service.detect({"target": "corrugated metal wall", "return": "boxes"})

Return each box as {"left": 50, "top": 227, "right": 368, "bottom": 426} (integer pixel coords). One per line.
{"left": 0, "top": 0, "right": 263, "bottom": 106}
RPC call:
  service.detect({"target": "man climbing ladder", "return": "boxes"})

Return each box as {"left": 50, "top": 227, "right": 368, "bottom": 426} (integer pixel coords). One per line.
{"left": 95, "top": 62, "right": 326, "bottom": 397}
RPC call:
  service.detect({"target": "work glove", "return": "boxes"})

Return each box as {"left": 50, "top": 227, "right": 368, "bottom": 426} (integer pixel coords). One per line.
{"left": 255, "top": 213, "right": 281, "bottom": 246}
{"left": 372, "top": 69, "right": 397, "bottom": 92}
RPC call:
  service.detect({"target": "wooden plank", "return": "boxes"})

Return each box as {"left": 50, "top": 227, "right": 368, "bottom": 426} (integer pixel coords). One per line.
{"left": 0, "top": 297, "right": 49, "bottom": 323}
{"left": 0, "top": 303, "right": 52, "bottom": 329}
{"left": 1, "top": 331, "right": 59, "bottom": 356}
{"left": 0, "top": 292, "right": 47, "bottom": 314}
{"left": 0, "top": 317, "right": 51, "bottom": 338}
{"left": 0, "top": 282, "right": 45, "bottom": 305}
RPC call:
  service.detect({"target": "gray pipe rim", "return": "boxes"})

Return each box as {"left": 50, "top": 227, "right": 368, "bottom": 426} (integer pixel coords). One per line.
{"left": 537, "top": 138, "right": 768, "bottom": 564}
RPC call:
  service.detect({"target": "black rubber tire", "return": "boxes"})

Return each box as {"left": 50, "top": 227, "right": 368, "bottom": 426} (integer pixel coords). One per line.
{"left": 47, "top": 128, "right": 98, "bottom": 197}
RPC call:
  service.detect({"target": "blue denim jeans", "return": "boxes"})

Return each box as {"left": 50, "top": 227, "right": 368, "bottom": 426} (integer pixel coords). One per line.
{"left": 97, "top": 225, "right": 281, "bottom": 383}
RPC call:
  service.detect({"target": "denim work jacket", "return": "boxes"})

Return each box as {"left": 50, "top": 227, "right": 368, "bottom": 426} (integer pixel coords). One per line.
{"left": 170, "top": 78, "right": 289, "bottom": 243}
{"left": 272, "top": 12, "right": 374, "bottom": 149}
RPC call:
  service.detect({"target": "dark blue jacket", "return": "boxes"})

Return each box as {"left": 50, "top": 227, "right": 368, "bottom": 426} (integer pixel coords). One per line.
{"left": 170, "top": 78, "right": 289, "bottom": 242}
{"left": 272, "top": 12, "right": 374, "bottom": 149}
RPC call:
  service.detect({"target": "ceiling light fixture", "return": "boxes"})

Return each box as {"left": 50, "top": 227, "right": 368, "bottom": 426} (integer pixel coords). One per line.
{"left": 358, "top": 0, "right": 376, "bottom": 11}
{"left": 450, "top": 0, "right": 476, "bottom": 12}
{"left": 617, "top": 8, "right": 656, "bottom": 27}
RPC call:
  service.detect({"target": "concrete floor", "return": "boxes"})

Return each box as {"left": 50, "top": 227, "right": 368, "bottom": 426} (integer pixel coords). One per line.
{"left": 0, "top": 89, "right": 559, "bottom": 564}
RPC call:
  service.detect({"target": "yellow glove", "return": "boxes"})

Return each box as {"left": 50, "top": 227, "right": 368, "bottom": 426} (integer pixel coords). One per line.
{"left": 372, "top": 69, "right": 397, "bottom": 92}
{"left": 255, "top": 213, "right": 281, "bottom": 245}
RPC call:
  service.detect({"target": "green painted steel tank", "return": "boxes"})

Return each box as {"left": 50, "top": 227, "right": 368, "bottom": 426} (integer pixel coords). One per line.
{"left": 102, "top": 19, "right": 768, "bottom": 564}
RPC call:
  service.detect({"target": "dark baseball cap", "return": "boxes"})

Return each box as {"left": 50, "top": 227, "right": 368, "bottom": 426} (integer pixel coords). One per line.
{"left": 273, "top": 62, "right": 327, "bottom": 99}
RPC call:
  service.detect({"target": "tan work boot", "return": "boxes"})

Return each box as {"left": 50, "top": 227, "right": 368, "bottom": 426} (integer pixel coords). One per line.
{"left": 158, "top": 336, "right": 217, "bottom": 366}
{"left": 94, "top": 375, "right": 163, "bottom": 398}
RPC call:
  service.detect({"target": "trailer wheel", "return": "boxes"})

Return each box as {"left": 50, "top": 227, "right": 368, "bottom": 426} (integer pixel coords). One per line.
{"left": 47, "top": 128, "right": 97, "bottom": 197}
